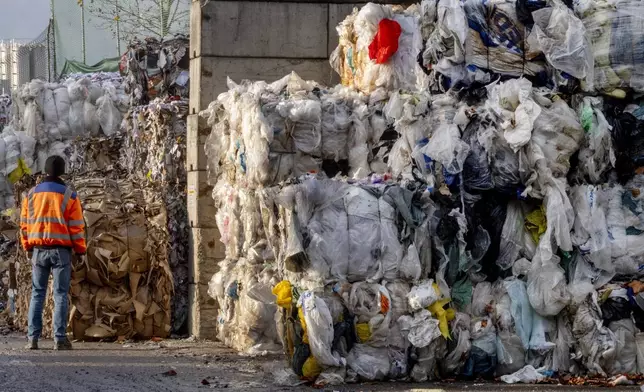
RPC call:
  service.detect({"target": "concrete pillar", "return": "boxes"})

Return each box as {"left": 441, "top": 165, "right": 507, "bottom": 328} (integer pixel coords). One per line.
{"left": 186, "top": 113, "right": 219, "bottom": 339}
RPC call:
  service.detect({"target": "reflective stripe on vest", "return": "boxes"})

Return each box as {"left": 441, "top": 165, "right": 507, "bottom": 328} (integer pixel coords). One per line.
{"left": 27, "top": 232, "right": 72, "bottom": 241}
{"left": 61, "top": 187, "right": 73, "bottom": 216}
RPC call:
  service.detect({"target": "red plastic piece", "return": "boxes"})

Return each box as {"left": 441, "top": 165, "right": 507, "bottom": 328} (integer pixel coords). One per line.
{"left": 368, "top": 19, "right": 402, "bottom": 64}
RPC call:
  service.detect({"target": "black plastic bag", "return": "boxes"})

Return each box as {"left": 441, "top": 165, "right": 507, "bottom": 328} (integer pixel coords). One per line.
{"left": 516, "top": 0, "right": 548, "bottom": 26}
{"left": 462, "top": 116, "right": 495, "bottom": 192}
{"left": 462, "top": 346, "right": 497, "bottom": 380}
{"left": 292, "top": 344, "right": 311, "bottom": 376}
{"left": 605, "top": 102, "right": 644, "bottom": 184}
{"left": 601, "top": 297, "right": 631, "bottom": 324}
{"left": 332, "top": 315, "right": 356, "bottom": 357}
{"left": 633, "top": 306, "right": 644, "bottom": 331}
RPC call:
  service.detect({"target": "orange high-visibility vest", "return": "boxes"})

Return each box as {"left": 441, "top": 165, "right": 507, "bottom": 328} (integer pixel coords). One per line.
{"left": 20, "top": 181, "right": 87, "bottom": 255}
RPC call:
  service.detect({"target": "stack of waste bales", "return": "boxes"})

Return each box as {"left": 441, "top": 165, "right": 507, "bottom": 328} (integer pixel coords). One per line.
{"left": 9, "top": 90, "right": 188, "bottom": 339}
{"left": 122, "top": 37, "right": 190, "bottom": 106}
{"left": 13, "top": 137, "right": 175, "bottom": 340}
{"left": 123, "top": 98, "right": 190, "bottom": 333}
{"left": 0, "top": 75, "right": 130, "bottom": 213}
{"left": 202, "top": 0, "right": 644, "bottom": 385}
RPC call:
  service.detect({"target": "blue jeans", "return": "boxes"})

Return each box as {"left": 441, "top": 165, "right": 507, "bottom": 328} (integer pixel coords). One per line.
{"left": 28, "top": 248, "right": 71, "bottom": 342}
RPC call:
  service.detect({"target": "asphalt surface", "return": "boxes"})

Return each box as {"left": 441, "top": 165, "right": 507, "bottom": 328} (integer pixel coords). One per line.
{"left": 0, "top": 334, "right": 640, "bottom": 392}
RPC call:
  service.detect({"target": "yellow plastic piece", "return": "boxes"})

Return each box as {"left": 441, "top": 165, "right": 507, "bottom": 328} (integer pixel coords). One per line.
{"left": 356, "top": 323, "right": 371, "bottom": 343}
{"left": 8, "top": 158, "right": 31, "bottom": 184}
{"left": 298, "top": 307, "right": 309, "bottom": 344}
{"left": 428, "top": 298, "right": 454, "bottom": 339}
{"left": 302, "top": 355, "right": 322, "bottom": 379}
{"left": 272, "top": 280, "right": 293, "bottom": 308}
{"left": 525, "top": 205, "right": 547, "bottom": 244}
{"left": 606, "top": 89, "right": 627, "bottom": 99}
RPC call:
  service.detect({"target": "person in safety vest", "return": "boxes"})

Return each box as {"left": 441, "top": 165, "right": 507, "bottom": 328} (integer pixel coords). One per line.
{"left": 20, "top": 156, "right": 86, "bottom": 350}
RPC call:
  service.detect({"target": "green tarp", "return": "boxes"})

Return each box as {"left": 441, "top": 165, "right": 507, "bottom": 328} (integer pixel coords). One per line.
{"left": 59, "top": 57, "right": 121, "bottom": 77}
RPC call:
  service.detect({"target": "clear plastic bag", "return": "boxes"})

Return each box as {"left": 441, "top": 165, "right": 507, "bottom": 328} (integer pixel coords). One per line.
{"left": 320, "top": 93, "right": 350, "bottom": 160}
{"left": 504, "top": 279, "right": 533, "bottom": 350}
{"left": 348, "top": 105, "right": 371, "bottom": 178}
{"left": 298, "top": 291, "right": 344, "bottom": 367}
{"left": 527, "top": 1, "right": 594, "bottom": 86}
{"left": 407, "top": 279, "right": 441, "bottom": 311}
{"left": 496, "top": 332, "right": 526, "bottom": 375}
{"left": 42, "top": 87, "right": 58, "bottom": 128}
{"left": 462, "top": 115, "right": 494, "bottom": 191}
{"left": 637, "top": 332, "right": 644, "bottom": 374}
{"left": 608, "top": 319, "right": 637, "bottom": 375}
{"left": 500, "top": 365, "right": 546, "bottom": 384}
{"left": 572, "top": 292, "right": 617, "bottom": 376}
{"left": 498, "top": 202, "right": 534, "bottom": 270}
{"left": 385, "top": 281, "right": 410, "bottom": 323}
{"left": 527, "top": 262, "right": 570, "bottom": 317}
{"left": 442, "top": 312, "right": 471, "bottom": 375}
{"left": 307, "top": 197, "right": 349, "bottom": 281}
{"left": 528, "top": 98, "right": 584, "bottom": 182}
{"left": 398, "top": 309, "right": 441, "bottom": 348}
{"left": 349, "top": 282, "right": 391, "bottom": 321}
{"left": 346, "top": 187, "right": 381, "bottom": 281}
{"left": 23, "top": 101, "right": 42, "bottom": 142}
{"left": 399, "top": 244, "right": 422, "bottom": 282}
{"left": 549, "top": 314, "right": 574, "bottom": 373}
{"left": 2, "top": 129, "right": 21, "bottom": 175}
{"left": 464, "top": 317, "right": 497, "bottom": 378}
{"left": 276, "top": 99, "right": 322, "bottom": 155}
{"left": 346, "top": 344, "right": 390, "bottom": 381}
{"left": 485, "top": 78, "right": 541, "bottom": 152}
{"left": 422, "top": 0, "right": 469, "bottom": 85}
{"left": 578, "top": 97, "right": 615, "bottom": 182}
{"left": 84, "top": 101, "right": 100, "bottom": 137}
{"left": 379, "top": 198, "right": 404, "bottom": 280}
{"left": 410, "top": 338, "right": 446, "bottom": 381}
{"left": 422, "top": 123, "right": 470, "bottom": 175}
{"left": 96, "top": 93, "right": 122, "bottom": 136}
{"left": 569, "top": 185, "right": 614, "bottom": 295}
{"left": 68, "top": 100, "right": 85, "bottom": 137}
{"left": 471, "top": 281, "right": 493, "bottom": 318}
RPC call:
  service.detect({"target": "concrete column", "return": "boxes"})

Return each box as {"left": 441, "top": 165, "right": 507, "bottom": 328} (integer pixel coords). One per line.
{"left": 186, "top": 114, "right": 220, "bottom": 339}
{"left": 188, "top": 1, "right": 220, "bottom": 338}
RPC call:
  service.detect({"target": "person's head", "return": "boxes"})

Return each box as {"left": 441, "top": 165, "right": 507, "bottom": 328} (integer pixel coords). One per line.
{"left": 45, "top": 155, "right": 65, "bottom": 178}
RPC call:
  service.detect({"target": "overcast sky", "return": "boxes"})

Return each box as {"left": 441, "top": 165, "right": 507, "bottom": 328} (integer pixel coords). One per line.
{"left": 0, "top": 0, "right": 50, "bottom": 40}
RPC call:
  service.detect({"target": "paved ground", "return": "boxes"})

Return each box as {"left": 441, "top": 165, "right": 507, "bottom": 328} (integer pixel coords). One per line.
{"left": 0, "top": 334, "right": 640, "bottom": 392}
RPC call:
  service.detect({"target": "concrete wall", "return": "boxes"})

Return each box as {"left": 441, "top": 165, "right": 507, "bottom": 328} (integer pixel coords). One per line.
{"left": 187, "top": 0, "right": 405, "bottom": 338}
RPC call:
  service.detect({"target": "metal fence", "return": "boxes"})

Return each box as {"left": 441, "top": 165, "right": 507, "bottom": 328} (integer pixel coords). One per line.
{"left": 0, "top": 23, "right": 54, "bottom": 96}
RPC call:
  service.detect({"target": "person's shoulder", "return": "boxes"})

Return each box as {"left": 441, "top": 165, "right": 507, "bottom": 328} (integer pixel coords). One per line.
{"left": 34, "top": 181, "right": 67, "bottom": 195}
